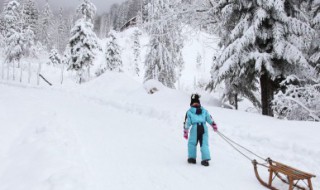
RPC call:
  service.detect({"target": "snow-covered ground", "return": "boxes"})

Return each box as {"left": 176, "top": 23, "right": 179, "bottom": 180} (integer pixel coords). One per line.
{"left": 1, "top": 72, "right": 319, "bottom": 190}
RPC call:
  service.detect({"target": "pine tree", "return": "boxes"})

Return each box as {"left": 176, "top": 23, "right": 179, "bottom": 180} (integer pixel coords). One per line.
{"left": 0, "top": 14, "right": 5, "bottom": 36}
{"left": 56, "top": 7, "right": 68, "bottom": 54}
{"left": 67, "top": 0, "right": 100, "bottom": 83}
{"left": 309, "top": 0, "right": 320, "bottom": 74}
{"left": 142, "top": 0, "right": 149, "bottom": 23}
{"left": 5, "top": 29, "right": 25, "bottom": 80}
{"left": 66, "top": 19, "right": 100, "bottom": 83}
{"left": 3, "top": 1, "right": 23, "bottom": 80}
{"left": 23, "top": 25, "right": 35, "bottom": 57}
{"left": 0, "top": 8, "right": 5, "bottom": 54}
{"left": 144, "top": 0, "right": 183, "bottom": 89}
{"left": 48, "top": 48, "right": 61, "bottom": 65}
{"left": 132, "top": 29, "right": 141, "bottom": 76}
{"left": 169, "top": 12, "right": 185, "bottom": 83}
{"left": 77, "top": 0, "right": 96, "bottom": 23}
{"left": 0, "top": 32, "right": 4, "bottom": 53}
{"left": 145, "top": 36, "right": 176, "bottom": 88}
{"left": 39, "top": 0, "right": 53, "bottom": 50}
{"left": 105, "top": 31, "right": 122, "bottom": 72}
{"left": 2, "top": 1, "right": 20, "bottom": 33}
{"left": 214, "top": 0, "right": 316, "bottom": 116}
{"left": 22, "top": 0, "right": 38, "bottom": 33}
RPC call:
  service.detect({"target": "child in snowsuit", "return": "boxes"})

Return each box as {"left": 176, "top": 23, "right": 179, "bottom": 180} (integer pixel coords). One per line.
{"left": 183, "top": 94, "right": 218, "bottom": 166}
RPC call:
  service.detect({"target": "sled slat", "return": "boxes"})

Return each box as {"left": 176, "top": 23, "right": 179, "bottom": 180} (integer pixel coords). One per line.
{"left": 253, "top": 159, "right": 316, "bottom": 190}
{"left": 272, "top": 161, "right": 316, "bottom": 178}
{"left": 269, "top": 159, "right": 316, "bottom": 190}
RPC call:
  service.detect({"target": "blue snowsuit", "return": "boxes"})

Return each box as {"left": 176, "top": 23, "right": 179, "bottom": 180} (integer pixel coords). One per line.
{"left": 184, "top": 106, "right": 215, "bottom": 161}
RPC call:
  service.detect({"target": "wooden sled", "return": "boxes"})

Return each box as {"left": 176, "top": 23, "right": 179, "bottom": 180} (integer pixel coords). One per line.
{"left": 252, "top": 158, "right": 316, "bottom": 190}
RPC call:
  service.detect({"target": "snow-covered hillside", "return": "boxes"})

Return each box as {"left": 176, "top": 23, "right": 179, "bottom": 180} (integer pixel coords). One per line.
{"left": 1, "top": 72, "right": 319, "bottom": 190}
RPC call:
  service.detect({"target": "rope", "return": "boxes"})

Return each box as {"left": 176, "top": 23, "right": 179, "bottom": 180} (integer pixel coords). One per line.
{"left": 256, "top": 162, "right": 269, "bottom": 168}
{"left": 216, "top": 131, "right": 266, "bottom": 162}
{"left": 217, "top": 131, "right": 253, "bottom": 161}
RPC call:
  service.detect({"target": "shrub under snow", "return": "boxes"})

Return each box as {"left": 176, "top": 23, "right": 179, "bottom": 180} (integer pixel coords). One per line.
{"left": 272, "top": 84, "right": 320, "bottom": 121}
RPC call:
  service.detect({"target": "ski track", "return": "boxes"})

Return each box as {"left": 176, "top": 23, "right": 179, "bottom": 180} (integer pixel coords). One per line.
{"left": 0, "top": 82, "right": 319, "bottom": 190}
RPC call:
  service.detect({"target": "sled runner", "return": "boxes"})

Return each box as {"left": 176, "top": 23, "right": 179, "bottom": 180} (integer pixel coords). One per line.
{"left": 253, "top": 158, "right": 316, "bottom": 190}
{"left": 216, "top": 131, "right": 316, "bottom": 190}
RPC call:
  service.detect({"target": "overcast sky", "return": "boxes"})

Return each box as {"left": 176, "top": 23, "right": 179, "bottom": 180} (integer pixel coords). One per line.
{"left": 1, "top": 0, "right": 127, "bottom": 14}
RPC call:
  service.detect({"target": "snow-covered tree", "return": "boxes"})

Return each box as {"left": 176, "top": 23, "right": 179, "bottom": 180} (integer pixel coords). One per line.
{"left": 171, "top": 22, "right": 184, "bottom": 83}
{"left": 272, "top": 76, "right": 320, "bottom": 121}
{"left": 77, "top": 0, "right": 96, "bottom": 23}
{"left": 214, "top": 0, "right": 316, "bottom": 116}
{"left": 56, "top": 7, "right": 68, "bottom": 54}
{"left": 175, "top": 0, "right": 217, "bottom": 33}
{"left": 66, "top": 18, "right": 100, "bottom": 83}
{"left": 67, "top": 0, "right": 100, "bottom": 83}
{"left": 21, "top": 25, "right": 36, "bottom": 83}
{"left": 22, "top": 25, "right": 35, "bottom": 55}
{"left": 309, "top": 0, "right": 320, "bottom": 74}
{"left": 22, "top": 0, "right": 39, "bottom": 33}
{"left": 0, "top": 15, "right": 5, "bottom": 36}
{"left": 105, "top": 31, "right": 122, "bottom": 72}
{"left": 95, "top": 31, "right": 122, "bottom": 76}
{"left": 5, "top": 29, "right": 24, "bottom": 80}
{"left": 132, "top": 29, "right": 141, "bottom": 76}
{"left": 39, "top": 0, "right": 53, "bottom": 50}
{"left": 0, "top": 32, "right": 4, "bottom": 51}
{"left": 2, "top": 1, "right": 20, "bottom": 33}
{"left": 18, "top": 26, "right": 35, "bottom": 82}
{"left": 48, "top": 48, "right": 61, "bottom": 65}
{"left": 145, "top": 37, "right": 176, "bottom": 88}
{"left": 0, "top": 12, "right": 5, "bottom": 53}
{"left": 144, "top": 0, "right": 184, "bottom": 89}
{"left": 2, "top": 1, "right": 23, "bottom": 80}
{"left": 142, "top": 0, "right": 149, "bottom": 23}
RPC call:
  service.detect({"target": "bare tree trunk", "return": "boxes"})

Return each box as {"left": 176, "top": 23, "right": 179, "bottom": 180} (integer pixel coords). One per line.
{"left": 260, "top": 70, "right": 274, "bottom": 116}
{"left": 235, "top": 94, "right": 238, "bottom": 110}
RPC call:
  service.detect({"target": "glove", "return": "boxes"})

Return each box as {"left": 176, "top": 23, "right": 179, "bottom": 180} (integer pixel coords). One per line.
{"left": 183, "top": 129, "right": 188, "bottom": 140}
{"left": 212, "top": 124, "right": 218, "bottom": 132}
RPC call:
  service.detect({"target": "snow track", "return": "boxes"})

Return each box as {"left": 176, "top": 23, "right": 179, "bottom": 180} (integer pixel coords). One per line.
{"left": 1, "top": 77, "right": 319, "bottom": 190}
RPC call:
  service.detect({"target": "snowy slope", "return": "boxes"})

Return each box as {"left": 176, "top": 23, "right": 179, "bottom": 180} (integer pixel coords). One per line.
{"left": 1, "top": 72, "right": 319, "bottom": 190}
